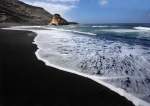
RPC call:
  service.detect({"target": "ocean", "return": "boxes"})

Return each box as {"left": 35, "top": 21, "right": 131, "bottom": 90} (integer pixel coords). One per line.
{"left": 4, "top": 23, "right": 150, "bottom": 106}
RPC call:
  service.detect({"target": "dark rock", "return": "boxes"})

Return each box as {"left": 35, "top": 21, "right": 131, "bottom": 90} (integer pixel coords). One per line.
{"left": 49, "top": 14, "right": 69, "bottom": 25}
{"left": 68, "top": 22, "right": 78, "bottom": 25}
{"left": 0, "top": 0, "right": 52, "bottom": 25}
{"left": 0, "top": 0, "right": 78, "bottom": 25}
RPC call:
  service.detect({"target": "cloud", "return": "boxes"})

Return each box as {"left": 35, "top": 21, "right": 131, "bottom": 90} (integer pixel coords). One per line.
{"left": 99, "top": 0, "right": 108, "bottom": 6}
{"left": 20, "top": 0, "right": 79, "bottom": 16}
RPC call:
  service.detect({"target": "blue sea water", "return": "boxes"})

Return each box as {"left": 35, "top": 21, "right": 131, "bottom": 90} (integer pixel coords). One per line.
{"left": 4, "top": 24, "right": 150, "bottom": 106}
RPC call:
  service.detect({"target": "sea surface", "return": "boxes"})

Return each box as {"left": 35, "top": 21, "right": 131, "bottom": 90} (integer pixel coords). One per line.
{"left": 4, "top": 23, "right": 150, "bottom": 106}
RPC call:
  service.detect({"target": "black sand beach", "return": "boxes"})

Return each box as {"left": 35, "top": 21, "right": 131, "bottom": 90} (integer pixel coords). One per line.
{"left": 0, "top": 29, "right": 134, "bottom": 106}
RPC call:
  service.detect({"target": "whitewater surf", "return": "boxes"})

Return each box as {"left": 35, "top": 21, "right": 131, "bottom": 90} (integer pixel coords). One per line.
{"left": 2, "top": 24, "right": 150, "bottom": 106}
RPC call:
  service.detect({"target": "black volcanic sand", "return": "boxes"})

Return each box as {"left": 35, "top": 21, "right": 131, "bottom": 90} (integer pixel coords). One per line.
{"left": 0, "top": 29, "right": 134, "bottom": 106}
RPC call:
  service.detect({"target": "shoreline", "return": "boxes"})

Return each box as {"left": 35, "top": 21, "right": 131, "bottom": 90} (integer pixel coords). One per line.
{"left": 4, "top": 25, "right": 150, "bottom": 106}
{"left": 32, "top": 28, "right": 149, "bottom": 106}
{"left": 0, "top": 28, "right": 134, "bottom": 105}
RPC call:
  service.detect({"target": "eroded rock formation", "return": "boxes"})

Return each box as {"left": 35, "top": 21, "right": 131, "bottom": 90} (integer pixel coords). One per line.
{"left": 0, "top": 0, "right": 78, "bottom": 25}
{"left": 49, "top": 14, "right": 69, "bottom": 25}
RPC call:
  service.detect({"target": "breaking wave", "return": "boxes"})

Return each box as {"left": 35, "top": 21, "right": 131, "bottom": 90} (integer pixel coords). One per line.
{"left": 92, "top": 25, "right": 118, "bottom": 28}
{"left": 134, "top": 26, "right": 150, "bottom": 31}
{"left": 44, "top": 27, "right": 97, "bottom": 35}
{"left": 101, "top": 28, "right": 150, "bottom": 33}
{"left": 3, "top": 25, "right": 150, "bottom": 106}
{"left": 101, "top": 29, "right": 138, "bottom": 33}
{"left": 34, "top": 29, "right": 150, "bottom": 106}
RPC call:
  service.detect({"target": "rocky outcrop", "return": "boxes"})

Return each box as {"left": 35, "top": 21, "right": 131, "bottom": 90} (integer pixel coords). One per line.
{"left": 0, "top": 0, "right": 52, "bottom": 25}
{"left": 49, "top": 14, "right": 69, "bottom": 25}
{"left": 0, "top": 0, "right": 78, "bottom": 25}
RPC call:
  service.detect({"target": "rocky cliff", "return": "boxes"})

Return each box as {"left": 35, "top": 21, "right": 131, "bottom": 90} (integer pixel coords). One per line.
{"left": 49, "top": 14, "right": 69, "bottom": 25}
{"left": 0, "top": 0, "right": 52, "bottom": 25}
{"left": 0, "top": 0, "right": 78, "bottom": 25}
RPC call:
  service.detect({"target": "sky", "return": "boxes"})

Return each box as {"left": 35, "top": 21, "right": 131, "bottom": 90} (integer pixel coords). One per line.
{"left": 20, "top": 0, "right": 150, "bottom": 23}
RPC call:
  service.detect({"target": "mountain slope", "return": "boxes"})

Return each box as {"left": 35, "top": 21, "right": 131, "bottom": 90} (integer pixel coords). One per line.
{"left": 0, "top": 0, "right": 52, "bottom": 25}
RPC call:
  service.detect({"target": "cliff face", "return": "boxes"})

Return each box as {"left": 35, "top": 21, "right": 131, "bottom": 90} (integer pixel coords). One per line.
{"left": 0, "top": 0, "right": 78, "bottom": 25}
{"left": 49, "top": 14, "right": 69, "bottom": 25}
{"left": 0, "top": 0, "right": 52, "bottom": 25}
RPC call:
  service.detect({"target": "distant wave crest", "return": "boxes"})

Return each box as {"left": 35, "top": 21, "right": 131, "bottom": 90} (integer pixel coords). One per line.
{"left": 134, "top": 26, "right": 150, "bottom": 31}
{"left": 92, "top": 25, "right": 118, "bottom": 28}
{"left": 44, "top": 27, "right": 97, "bottom": 36}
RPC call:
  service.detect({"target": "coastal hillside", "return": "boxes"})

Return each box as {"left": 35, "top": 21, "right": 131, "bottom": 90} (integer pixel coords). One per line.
{"left": 0, "top": 0, "right": 52, "bottom": 25}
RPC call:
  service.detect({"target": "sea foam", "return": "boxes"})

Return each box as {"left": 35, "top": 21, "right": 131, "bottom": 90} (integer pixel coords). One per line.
{"left": 2, "top": 26, "right": 150, "bottom": 106}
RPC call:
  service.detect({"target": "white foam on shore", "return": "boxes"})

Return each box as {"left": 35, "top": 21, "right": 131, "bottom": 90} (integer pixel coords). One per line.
{"left": 2, "top": 26, "right": 150, "bottom": 106}
{"left": 35, "top": 49, "right": 150, "bottom": 106}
